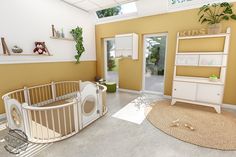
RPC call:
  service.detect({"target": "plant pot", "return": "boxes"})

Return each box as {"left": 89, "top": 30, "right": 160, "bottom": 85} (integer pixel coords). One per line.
{"left": 208, "top": 23, "right": 222, "bottom": 34}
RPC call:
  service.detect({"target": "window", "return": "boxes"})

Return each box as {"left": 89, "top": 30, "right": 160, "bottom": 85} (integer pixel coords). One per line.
{"left": 96, "top": 2, "right": 137, "bottom": 19}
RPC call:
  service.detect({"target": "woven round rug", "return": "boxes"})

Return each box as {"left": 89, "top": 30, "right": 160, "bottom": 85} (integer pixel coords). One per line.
{"left": 146, "top": 100, "right": 236, "bottom": 150}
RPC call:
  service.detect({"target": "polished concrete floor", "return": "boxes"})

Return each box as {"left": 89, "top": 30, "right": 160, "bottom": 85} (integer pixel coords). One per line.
{"left": 0, "top": 92, "right": 236, "bottom": 157}
{"left": 145, "top": 75, "right": 164, "bottom": 93}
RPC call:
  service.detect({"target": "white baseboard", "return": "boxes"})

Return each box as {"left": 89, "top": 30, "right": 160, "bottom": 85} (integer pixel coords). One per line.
{"left": 163, "top": 95, "right": 172, "bottom": 99}
{"left": 118, "top": 88, "right": 142, "bottom": 94}
{"left": 222, "top": 103, "right": 236, "bottom": 111}
{"left": 0, "top": 113, "right": 6, "bottom": 122}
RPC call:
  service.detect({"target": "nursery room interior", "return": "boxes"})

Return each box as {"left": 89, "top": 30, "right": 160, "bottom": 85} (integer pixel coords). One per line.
{"left": 0, "top": 0, "right": 236, "bottom": 156}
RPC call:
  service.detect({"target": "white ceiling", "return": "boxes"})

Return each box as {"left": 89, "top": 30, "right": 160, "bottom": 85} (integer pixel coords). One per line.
{"left": 61, "top": 0, "right": 236, "bottom": 23}
{"left": 62, "top": 0, "right": 134, "bottom": 11}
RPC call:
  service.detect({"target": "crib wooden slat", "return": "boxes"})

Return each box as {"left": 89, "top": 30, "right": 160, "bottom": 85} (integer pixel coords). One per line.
{"left": 63, "top": 107, "right": 67, "bottom": 135}
{"left": 57, "top": 109, "right": 62, "bottom": 136}
{"left": 33, "top": 110, "right": 38, "bottom": 140}
{"left": 28, "top": 110, "right": 33, "bottom": 138}
{"left": 68, "top": 105, "right": 72, "bottom": 133}
{"left": 51, "top": 110, "right": 56, "bottom": 138}
{"left": 45, "top": 110, "right": 49, "bottom": 140}
{"left": 39, "top": 111, "right": 44, "bottom": 140}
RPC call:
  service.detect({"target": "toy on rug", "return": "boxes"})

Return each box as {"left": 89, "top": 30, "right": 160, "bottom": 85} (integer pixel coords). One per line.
{"left": 170, "top": 119, "right": 195, "bottom": 131}
{"left": 184, "top": 123, "right": 195, "bottom": 131}
{"left": 33, "top": 42, "right": 49, "bottom": 55}
{"left": 171, "top": 119, "right": 180, "bottom": 127}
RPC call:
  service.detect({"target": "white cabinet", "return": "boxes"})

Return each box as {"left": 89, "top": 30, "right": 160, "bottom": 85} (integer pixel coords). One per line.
{"left": 115, "top": 33, "right": 138, "bottom": 60}
{"left": 172, "top": 80, "right": 224, "bottom": 106}
{"left": 196, "top": 84, "right": 223, "bottom": 104}
{"left": 173, "top": 81, "right": 197, "bottom": 101}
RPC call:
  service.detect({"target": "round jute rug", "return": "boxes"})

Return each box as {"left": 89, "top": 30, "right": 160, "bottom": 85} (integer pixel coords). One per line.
{"left": 146, "top": 100, "right": 236, "bottom": 150}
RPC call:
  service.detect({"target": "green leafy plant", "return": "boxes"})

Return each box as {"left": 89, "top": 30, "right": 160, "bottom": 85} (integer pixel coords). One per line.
{"left": 199, "top": 2, "right": 236, "bottom": 25}
{"left": 70, "top": 27, "right": 85, "bottom": 63}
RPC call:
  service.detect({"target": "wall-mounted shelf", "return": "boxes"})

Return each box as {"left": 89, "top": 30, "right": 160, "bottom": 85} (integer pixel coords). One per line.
{"left": 0, "top": 53, "right": 52, "bottom": 56}
{"left": 50, "top": 36, "right": 74, "bottom": 41}
{"left": 115, "top": 33, "right": 139, "bottom": 60}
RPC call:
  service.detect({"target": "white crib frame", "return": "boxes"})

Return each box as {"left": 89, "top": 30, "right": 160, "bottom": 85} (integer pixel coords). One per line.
{"left": 2, "top": 81, "right": 107, "bottom": 143}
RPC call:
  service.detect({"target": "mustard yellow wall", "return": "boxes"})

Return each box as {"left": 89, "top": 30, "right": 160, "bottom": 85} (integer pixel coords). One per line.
{"left": 0, "top": 61, "right": 96, "bottom": 114}
{"left": 96, "top": 6, "right": 236, "bottom": 105}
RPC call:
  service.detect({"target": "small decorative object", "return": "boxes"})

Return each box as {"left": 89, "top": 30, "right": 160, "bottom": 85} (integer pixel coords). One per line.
{"left": 33, "top": 42, "right": 48, "bottom": 55}
{"left": 70, "top": 26, "right": 85, "bottom": 63}
{"left": 52, "top": 25, "right": 56, "bottom": 37}
{"left": 1, "top": 37, "right": 10, "bottom": 55}
{"left": 56, "top": 30, "right": 61, "bottom": 38}
{"left": 209, "top": 74, "right": 219, "bottom": 82}
{"left": 179, "top": 28, "right": 206, "bottom": 36}
{"left": 61, "top": 28, "right": 65, "bottom": 38}
{"left": 4, "top": 129, "right": 28, "bottom": 154}
{"left": 198, "top": 2, "right": 236, "bottom": 34}
{"left": 12, "top": 45, "right": 23, "bottom": 53}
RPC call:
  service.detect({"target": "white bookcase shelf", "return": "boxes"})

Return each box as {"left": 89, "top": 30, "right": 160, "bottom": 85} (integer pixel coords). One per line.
{"left": 171, "top": 27, "right": 231, "bottom": 113}
{"left": 178, "top": 33, "right": 230, "bottom": 40}
{"left": 174, "top": 76, "right": 224, "bottom": 85}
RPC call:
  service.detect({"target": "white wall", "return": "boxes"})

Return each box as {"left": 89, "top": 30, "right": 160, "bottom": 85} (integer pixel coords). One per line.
{"left": 0, "top": 0, "right": 96, "bottom": 64}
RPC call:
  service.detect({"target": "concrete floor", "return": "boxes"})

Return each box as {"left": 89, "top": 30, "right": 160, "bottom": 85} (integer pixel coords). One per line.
{"left": 145, "top": 75, "right": 164, "bottom": 93}
{"left": 0, "top": 92, "right": 236, "bottom": 157}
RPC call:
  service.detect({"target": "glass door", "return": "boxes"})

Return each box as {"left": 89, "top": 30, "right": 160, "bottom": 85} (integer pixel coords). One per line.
{"left": 143, "top": 34, "right": 167, "bottom": 94}
{"left": 104, "top": 38, "right": 119, "bottom": 86}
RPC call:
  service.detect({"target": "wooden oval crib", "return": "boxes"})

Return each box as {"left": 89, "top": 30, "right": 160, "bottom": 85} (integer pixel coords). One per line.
{"left": 2, "top": 81, "right": 107, "bottom": 143}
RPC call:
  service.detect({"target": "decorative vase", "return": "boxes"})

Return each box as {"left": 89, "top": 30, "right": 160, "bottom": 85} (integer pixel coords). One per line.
{"left": 208, "top": 23, "right": 222, "bottom": 34}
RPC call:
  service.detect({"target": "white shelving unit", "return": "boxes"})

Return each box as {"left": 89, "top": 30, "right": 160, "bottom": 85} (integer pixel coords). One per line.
{"left": 171, "top": 27, "right": 231, "bottom": 113}
{"left": 115, "top": 33, "right": 139, "bottom": 60}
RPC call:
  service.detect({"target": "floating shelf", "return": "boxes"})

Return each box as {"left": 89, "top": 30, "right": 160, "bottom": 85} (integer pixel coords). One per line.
{"left": 50, "top": 36, "right": 74, "bottom": 41}
{"left": 0, "top": 53, "right": 52, "bottom": 56}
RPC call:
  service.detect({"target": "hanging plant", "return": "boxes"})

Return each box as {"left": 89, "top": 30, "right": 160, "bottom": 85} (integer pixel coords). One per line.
{"left": 70, "top": 27, "right": 85, "bottom": 63}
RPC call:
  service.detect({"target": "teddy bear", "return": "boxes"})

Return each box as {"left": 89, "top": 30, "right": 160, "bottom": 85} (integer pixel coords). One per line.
{"left": 33, "top": 42, "right": 47, "bottom": 55}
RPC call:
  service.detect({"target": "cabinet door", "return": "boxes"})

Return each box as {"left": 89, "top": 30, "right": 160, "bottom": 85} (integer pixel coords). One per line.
{"left": 196, "top": 84, "right": 223, "bottom": 104}
{"left": 172, "top": 81, "right": 197, "bottom": 101}
{"left": 199, "top": 55, "right": 223, "bottom": 66}
{"left": 176, "top": 55, "right": 199, "bottom": 66}
{"left": 115, "top": 36, "right": 133, "bottom": 50}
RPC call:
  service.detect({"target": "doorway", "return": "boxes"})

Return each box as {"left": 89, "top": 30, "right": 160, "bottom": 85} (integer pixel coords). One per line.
{"left": 143, "top": 33, "right": 168, "bottom": 94}
{"left": 104, "top": 38, "right": 119, "bottom": 85}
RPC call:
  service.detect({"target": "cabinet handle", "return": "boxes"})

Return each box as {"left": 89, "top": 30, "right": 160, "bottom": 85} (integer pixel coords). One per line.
{"left": 174, "top": 89, "right": 177, "bottom": 91}
{"left": 217, "top": 93, "right": 220, "bottom": 96}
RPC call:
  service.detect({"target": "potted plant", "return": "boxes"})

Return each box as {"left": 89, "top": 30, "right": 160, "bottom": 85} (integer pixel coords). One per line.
{"left": 198, "top": 2, "right": 236, "bottom": 34}
{"left": 70, "top": 27, "right": 85, "bottom": 63}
